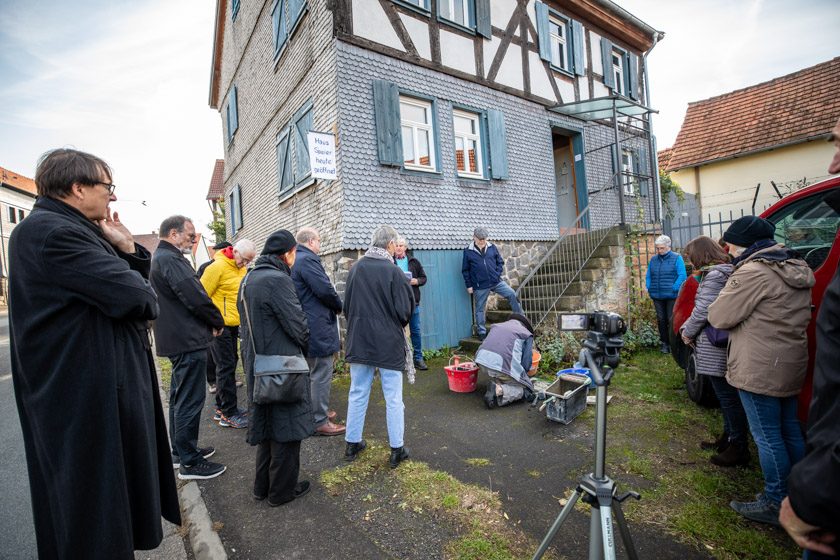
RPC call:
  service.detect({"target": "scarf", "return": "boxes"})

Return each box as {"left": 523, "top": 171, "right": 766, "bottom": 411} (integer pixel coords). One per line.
{"left": 364, "top": 246, "right": 393, "bottom": 261}
{"left": 731, "top": 238, "right": 780, "bottom": 267}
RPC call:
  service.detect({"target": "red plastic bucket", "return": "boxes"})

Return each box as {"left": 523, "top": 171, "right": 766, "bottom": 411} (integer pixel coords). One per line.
{"left": 444, "top": 355, "right": 479, "bottom": 393}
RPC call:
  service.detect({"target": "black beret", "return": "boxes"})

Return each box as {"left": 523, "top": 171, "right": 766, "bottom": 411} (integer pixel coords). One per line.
{"left": 261, "top": 230, "right": 296, "bottom": 256}
{"left": 212, "top": 241, "right": 232, "bottom": 250}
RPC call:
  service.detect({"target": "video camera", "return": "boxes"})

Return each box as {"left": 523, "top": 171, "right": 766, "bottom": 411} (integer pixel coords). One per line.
{"left": 559, "top": 311, "right": 626, "bottom": 370}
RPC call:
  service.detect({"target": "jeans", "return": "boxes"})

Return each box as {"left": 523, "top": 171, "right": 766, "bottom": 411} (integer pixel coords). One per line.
{"left": 474, "top": 281, "right": 523, "bottom": 336}
{"left": 210, "top": 326, "right": 240, "bottom": 417}
{"left": 254, "top": 440, "right": 301, "bottom": 504}
{"left": 345, "top": 364, "right": 404, "bottom": 448}
{"left": 739, "top": 390, "right": 805, "bottom": 505}
{"left": 168, "top": 349, "right": 208, "bottom": 466}
{"left": 409, "top": 306, "right": 422, "bottom": 362}
{"left": 708, "top": 376, "right": 749, "bottom": 446}
{"left": 307, "top": 355, "right": 334, "bottom": 426}
{"left": 652, "top": 298, "right": 675, "bottom": 345}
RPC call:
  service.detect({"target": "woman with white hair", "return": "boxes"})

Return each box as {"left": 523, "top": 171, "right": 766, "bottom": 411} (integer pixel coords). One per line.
{"left": 645, "top": 234, "right": 687, "bottom": 353}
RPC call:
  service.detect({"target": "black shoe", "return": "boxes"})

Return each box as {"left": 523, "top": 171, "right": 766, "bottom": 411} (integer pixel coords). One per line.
{"left": 172, "top": 446, "right": 216, "bottom": 469}
{"left": 389, "top": 446, "right": 410, "bottom": 469}
{"left": 414, "top": 359, "right": 428, "bottom": 371}
{"left": 253, "top": 491, "right": 267, "bottom": 501}
{"left": 478, "top": 333, "right": 487, "bottom": 341}
{"left": 660, "top": 342, "right": 670, "bottom": 354}
{"left": 344, "top": 440, "right": 367, "bottom": 462}
{"left": 700, "top": 432, "right": 729, "bottom": 452}
{"left": 178, "top": 459, "right": 226, "bottom": 480}
{"left": 484, "top": 382, "right": 498, "bottom": 409}
{"left": 711, "top": 442, "right": 750, "bottom": 467}
{"left": 268, "top": 480, "right": 311, "bottom": 507}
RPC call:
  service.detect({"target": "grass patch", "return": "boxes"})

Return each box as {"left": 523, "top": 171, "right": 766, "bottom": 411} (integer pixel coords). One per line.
{"left": 464, "top": 458, "right": 492, "bottom": 467}
{"left": 604, "top": 349, "right": 799, "bottom": 559}
{"left": 157, "top": 358, "right": 172, "bottom": 394}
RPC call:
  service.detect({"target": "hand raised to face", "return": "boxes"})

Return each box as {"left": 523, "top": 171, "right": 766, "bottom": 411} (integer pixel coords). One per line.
{"left": 98, "top": 209, "right": 136, "bottom": 253}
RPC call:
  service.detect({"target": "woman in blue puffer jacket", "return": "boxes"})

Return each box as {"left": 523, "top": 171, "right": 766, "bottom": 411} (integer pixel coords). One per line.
{"left": 646, "top": 234, "right": 687, "bottom": 353}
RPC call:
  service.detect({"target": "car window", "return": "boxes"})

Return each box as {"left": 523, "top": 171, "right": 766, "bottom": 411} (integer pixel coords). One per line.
{"left": 765, "top": 188, "right": 840, "bottom": 271}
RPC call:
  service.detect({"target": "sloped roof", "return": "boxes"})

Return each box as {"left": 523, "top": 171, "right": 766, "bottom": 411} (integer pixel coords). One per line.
{"left": 207, "top": 159, "right": 224, "bottom": 201}
{"left": 657, "top": 148, "right": 673, "bottom": 170}
{"left": 1, "top": 166, "right": 37, "bottom": 197}
{"left": 134, "top": 234, "right": 160, "bottom": 254}
{"left": 667, "top": 57, "right": 840, "bottom": 171}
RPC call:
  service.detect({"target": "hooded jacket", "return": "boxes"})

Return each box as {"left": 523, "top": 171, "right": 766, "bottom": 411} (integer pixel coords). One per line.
{"left": 708, "top": 244, "right": 815, "bottom": 397}
{"left": 200, "top": 248, "right": 247, "bottom": 326}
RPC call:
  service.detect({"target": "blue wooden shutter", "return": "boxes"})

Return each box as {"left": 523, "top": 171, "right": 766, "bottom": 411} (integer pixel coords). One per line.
{"left": 487, "top": 109, "right": 508, "bottom": 180}
{"left": 232, "top": 0, "right": 240, "bottom": 20}
{"left": 294, "top": 104, "right": 313, "bottom": 184}
{"left": 571, "top": 20, "right": 585, "bottom": 76}
{"left": 601, "top": 38, "right": 614, "bottom": 90}
{"left": 372, "top": 80, "right": 402, "bottom": 166}
{"left": 627, "top": 53, "right": 639, "bottom": 100}
{"left": 535, "top": 1, "right": 551, "bottom": 62}
{"left": 288, "top": 0, "right": 306, "bottom": 31}
{"left": 276, "top": 127, "right": 293, "bottom": 193}
{"left": 272, "top": 0, "right": 288, "bottom": 55}
{"left": 638, "top": 147, "right": 649, "bottom": 196}
{"left": 235, "top": 185, "right": 243, "bottom": 230}
{"left": 475, "top": 0, "right": 491, "bottom": 39}
{"left": 230, "top": 184, "right": 242, "bottom": 234}
{"left": 231, "top": 85, "right": 239, "bottom": 134}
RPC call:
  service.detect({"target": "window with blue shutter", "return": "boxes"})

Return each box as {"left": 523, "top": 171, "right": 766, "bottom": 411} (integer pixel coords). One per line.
{"left": 276, "top": 127, "right": 293, "bottom": 194}
{"left": 373, "top": 80, "right": 403, "bottom": 166}
{"left": 231, "top": 0, "right": 240, "bottom": 20}
{"left": 536, "top": 2, "right": 551, "bottom": 62}
{"left": 230, "top": 184, "right": 243, "bottom": 234}
{"left": 276, "top": 99, "right": 315, "bottom": 196}
{"left": 271, "top": 0, "right": 308, "bottom": 58}
{"left": 486, "top": 109, "right": 508, "bottom": 180}
{"left": 571, "top": 20, "right": 585, "bottom": 76}
{"left": 226, "top": 85, "right": 239, "bottom": 144}
{"left": 537, "top": 3, "right": 582, "bottom": 75}
{"left": 627, "top": 53, "right": 639, "bottom": 100}
{"left": 294, "top": 103, "right": 313, "bottom": 185}
{"left": 439, "top": 0, "right": 476, "bottom": 32}
{"left": 601, "top": 39, "right": 615, "bottom": 90}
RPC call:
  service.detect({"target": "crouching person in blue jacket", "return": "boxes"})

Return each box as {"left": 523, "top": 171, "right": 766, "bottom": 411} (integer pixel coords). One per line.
{"left": 475, "top": 314, "right": 535, "bottom": 409}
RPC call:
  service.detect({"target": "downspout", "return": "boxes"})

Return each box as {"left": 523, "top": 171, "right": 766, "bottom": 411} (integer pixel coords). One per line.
{"left": 642, "top": 31, "right": 663, "bottom": 225}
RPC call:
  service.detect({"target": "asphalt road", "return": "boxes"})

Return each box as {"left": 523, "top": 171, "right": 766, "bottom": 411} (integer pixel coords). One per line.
{"left": 0, "top": 310, "right": 38, "bottom": 559}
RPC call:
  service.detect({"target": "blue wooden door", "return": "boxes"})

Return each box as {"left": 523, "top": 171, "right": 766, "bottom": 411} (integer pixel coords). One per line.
{"left": 413, "top": 249, "right": 472, "bottom": 350}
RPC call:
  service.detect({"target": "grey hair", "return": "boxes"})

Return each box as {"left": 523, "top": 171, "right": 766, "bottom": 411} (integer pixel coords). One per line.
{"left": 655, "top": 235, "right": 672, "bottom": 247}
{"left": 159, "top": 215, "right": 191, "bottom": 238}
{"left": 295, "top": 227, "right": 319, "bottom": 244}
{"left": 395, "top": 236, "right": 408, "bottom": 246}
{"left": 233, "top": 238, "right": 256, "bottom": 256}
{"left": 370, "top": 225, "right": 399, "bottom": 249}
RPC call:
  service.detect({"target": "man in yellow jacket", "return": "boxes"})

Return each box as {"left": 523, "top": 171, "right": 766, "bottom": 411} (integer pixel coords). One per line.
{"left": 201, "top": 238, "right": 256, "bottom": 429}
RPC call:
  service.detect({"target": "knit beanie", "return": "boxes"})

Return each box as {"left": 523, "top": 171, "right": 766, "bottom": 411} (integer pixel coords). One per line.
{"left": 261, "top": 230, "right": 296, "bottom": 256}
{"left": 723, "top": 216, "right": 775, "bottom": 248}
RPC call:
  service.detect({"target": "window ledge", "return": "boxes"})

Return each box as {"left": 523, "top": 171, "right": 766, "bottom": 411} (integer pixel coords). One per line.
{"left": 437, "top": 15, "right": 476, "bottom": 36}
{"left": 400, "top": 167, "right": 443, "bottom": 179}
{"left": 457, "top": 177, "right": 492, "bottom": 188}
{"left": 277, "top": 177, "right": 317, "bottom": 205}
{"left": 392, "top": 0, "right": 430, "bottom": 17}
{"left": 549, "top": 64, "right": 576, "bottom": 79}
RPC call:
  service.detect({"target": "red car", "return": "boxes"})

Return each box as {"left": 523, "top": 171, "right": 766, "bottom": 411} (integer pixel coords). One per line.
{"left": 672, "top": 175, "right": 840, "bottom": 421}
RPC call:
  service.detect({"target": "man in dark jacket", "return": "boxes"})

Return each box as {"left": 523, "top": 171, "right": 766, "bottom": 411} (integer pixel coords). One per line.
{"left": 343, "top": 225, "right": 415, "bottom": 468}
{"left": 151, "top": 215, "right": 226, "bottom": 480}
{"left": 394, "top": 236, "right": 428, "bottom": 370}
{"left": 8, "top": 148, "right": 180, "bottom": 559}
{"left": 292, "top": 227, "right": 345, "bottom": 436}
{"left": 462, "top": 226, "right": 522, "bottom": 339}
{"left": 780, "top": 121, "right": 840, "bottom": 558}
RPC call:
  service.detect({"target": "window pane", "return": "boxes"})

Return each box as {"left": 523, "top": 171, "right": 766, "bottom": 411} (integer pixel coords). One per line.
{"left": 454, "top": 115, "right": 473, "bottom": 135}
{"left": 455, "top": 137, "right": 465, "bottom": 171}
{"left": 454, "top": 0, "right": 466, "bottom": 25}
{"left": 417, "top": 129, "right": 432, "bottom": 167}
{"left": 767, "top": 190, "right": 840, "bottom": 270}
{"left": 402, "top": 126, "right": 415, "bottom": 164}
{"left": 467, "top": 139, "right": 478, "bottom": 173}
{"left": 400, "top": 101, "right": 427, "bottom": 124}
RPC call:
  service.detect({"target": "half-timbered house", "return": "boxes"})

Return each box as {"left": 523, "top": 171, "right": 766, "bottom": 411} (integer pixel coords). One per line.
{"left": 209, "top": 0, "right": 664, "bottom": 347}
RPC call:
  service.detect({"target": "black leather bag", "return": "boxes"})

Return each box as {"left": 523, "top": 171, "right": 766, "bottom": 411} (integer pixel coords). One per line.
{"left": 252, "top": 354, "right": 309, "bottom": 405}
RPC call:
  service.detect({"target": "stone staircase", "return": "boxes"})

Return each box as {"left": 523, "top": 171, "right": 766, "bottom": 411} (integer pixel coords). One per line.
{"left": 458, "top": 228, "right": 625, "bottom": 353}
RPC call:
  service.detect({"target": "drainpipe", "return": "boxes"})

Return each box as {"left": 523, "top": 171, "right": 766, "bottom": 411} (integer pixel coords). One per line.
{"left": 642, "top": 31, "right": 663, "bottom": 225}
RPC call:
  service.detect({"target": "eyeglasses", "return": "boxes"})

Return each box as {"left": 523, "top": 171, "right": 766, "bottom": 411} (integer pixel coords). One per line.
{"left": 93, "top": 182, "right": 116, "bottom": 195}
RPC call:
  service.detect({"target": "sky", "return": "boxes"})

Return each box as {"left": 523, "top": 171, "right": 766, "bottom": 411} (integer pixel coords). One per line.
{"left": 1, "top": 0, "right": 838, "bottom": 235}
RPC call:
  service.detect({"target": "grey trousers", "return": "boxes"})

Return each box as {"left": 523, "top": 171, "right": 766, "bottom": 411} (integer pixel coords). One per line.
{"left": 307, "top": 355, "right": 334, "bottom": 426}
{"left": 482, "top": 366, "right": 526, "bottom": 406}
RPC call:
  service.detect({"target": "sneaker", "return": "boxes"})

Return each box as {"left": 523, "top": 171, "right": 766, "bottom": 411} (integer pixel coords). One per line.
{"left": 172, "top": 446, "right": 216, "bottom": 469}
{"left": 212, "top": 408, "right": 222, "bottom": 421}
{"left": 208, "top": 384, "right": 217, "bottom": 394}
{"left": 236, "top": 380, "right": 244, "bottom": 387}
{"left": 219, "top": 413, "right": 248, "bottom": 429}
{"left": 730, "top": 496, "right": 781, "bottom": 526}
{"left": 178, "top": 459, "right": 226, "bottom": 480}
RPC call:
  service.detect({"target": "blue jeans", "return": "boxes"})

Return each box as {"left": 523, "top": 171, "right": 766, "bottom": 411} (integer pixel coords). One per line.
{"left": 474, "top": 281, "right": 523, "bottom": 336}
{"left": 168, "top": 349, "right": 208, "bottom": 466}
{"left": 739, "top": 390, "right": 805, "bottom": 505}
{"left": 708, "top": 376, "right": 749, "bottom": 446}
{"left": 409, "top": 306, "right": 422, "bottom": 362}
{"left": 345, "top": 364, "right": 404, "bottom": 448}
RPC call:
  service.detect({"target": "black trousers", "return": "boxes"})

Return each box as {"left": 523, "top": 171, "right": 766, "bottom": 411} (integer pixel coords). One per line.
{"left": 652, "top": 298, "right": 675, "bottom": 345}
{"left": 168, "top": 349, "right": 207, "bottom": 465}
{"left": 209, "top": 326, "right": 239, "bottom": 416}
{"left": 254, "top": 440, "right": 301, "bottom": 504}
{"left": 205, "top": 349, "right": 216, "bottom": 386}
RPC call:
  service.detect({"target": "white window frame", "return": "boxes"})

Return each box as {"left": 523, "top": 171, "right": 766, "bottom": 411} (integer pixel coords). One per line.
{"left": 440, "top": 0, "right": 471, "bottom": 28}
{"left": 621, "top": 148, "right": 635, "bottom": 195}
{"left": 453, "top": 109, "right": 484, "bottom": 179}
{"left": 612, "top": 50, "right": 625, "bottom": 96}
{"left": 400, "top": 96, "right": 437, "bottom": 172}
{"left": 549, "top": 15, "right": 569, "bottom": 71}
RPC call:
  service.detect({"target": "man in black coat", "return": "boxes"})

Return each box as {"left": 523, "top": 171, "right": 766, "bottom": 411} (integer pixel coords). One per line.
{"left": 780, "top": 121, "right": 840, "bottom": 558}
{"left": 8, "top": 149, "right": 180, "bottom": 559}
{"left": 292, "top": 227, "right": 345, "bottom": 436}
{"left": 343, "top": 225, "right": 415, "bottom": 468}
{"left": 394, "top": 236, "right": 428, "bottom": 370}
{"left": 151, "top": 215, "right": 226, "bottom": 480}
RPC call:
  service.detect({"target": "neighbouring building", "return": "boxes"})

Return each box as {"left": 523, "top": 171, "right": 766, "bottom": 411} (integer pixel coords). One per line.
{"left": 207, "top": 158, "right": 225, "bottom": 218}
{"left": 665, "top": 56, "right": 840, "bottom": 222}
{"left": 208, "top": 0, "right": 664, "bottom": 347}
{"left": 0, "top": 166, "right": 37, "bottom": 280}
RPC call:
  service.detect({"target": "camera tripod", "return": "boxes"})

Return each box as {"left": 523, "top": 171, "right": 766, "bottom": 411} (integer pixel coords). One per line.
{"left": 533, "top": 335, "right": 640, "bottom": 560}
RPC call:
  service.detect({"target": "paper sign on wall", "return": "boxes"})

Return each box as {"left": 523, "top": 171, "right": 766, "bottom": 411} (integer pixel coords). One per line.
{"left": 308, "top": 132, "right": 337, "bottom": 180}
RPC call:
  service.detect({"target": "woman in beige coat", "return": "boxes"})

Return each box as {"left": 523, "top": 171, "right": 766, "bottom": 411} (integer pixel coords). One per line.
{"left": 708, "top": 216, "right": 815, "bottom": 527}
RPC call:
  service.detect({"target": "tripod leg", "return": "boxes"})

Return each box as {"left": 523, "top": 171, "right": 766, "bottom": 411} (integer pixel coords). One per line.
{"left": 532, "top": 489, "right": 583, "bottom": 560}
{"left": 598, "top": 504, "right": 617, "bottom": 560}
{"left": 612, "top": 500, "right": 639, "bottom": 560}
{"left": 588, "top": 508, "right": 602, "bottom": 560}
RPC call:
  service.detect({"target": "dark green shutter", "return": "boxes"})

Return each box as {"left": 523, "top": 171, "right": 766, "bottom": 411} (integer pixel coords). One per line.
{"left": 601, "top": 38, "right": 614, "bottom": 90}
{"left": 294, "top": 104, "right": 313, "bottom": 184}
{"left": 475, "top": 0, "right": 491, "bottom": 39}
{"left": 571, "top": 20, "right": 585, "bottom": 76}
{"left": 487, "top": 109, "right": 508, "bottom": 180}
{"left": 535, "top": 2, "right": 551, "bottom": 62}
{"left": 276, "top": 127, "right": 293, "bottom": 193}
{"left": 627, "top": 53, "right": 639, "bottom": 100}
{"left": 372, "top": 80, "right": 402, "bottom": 166}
